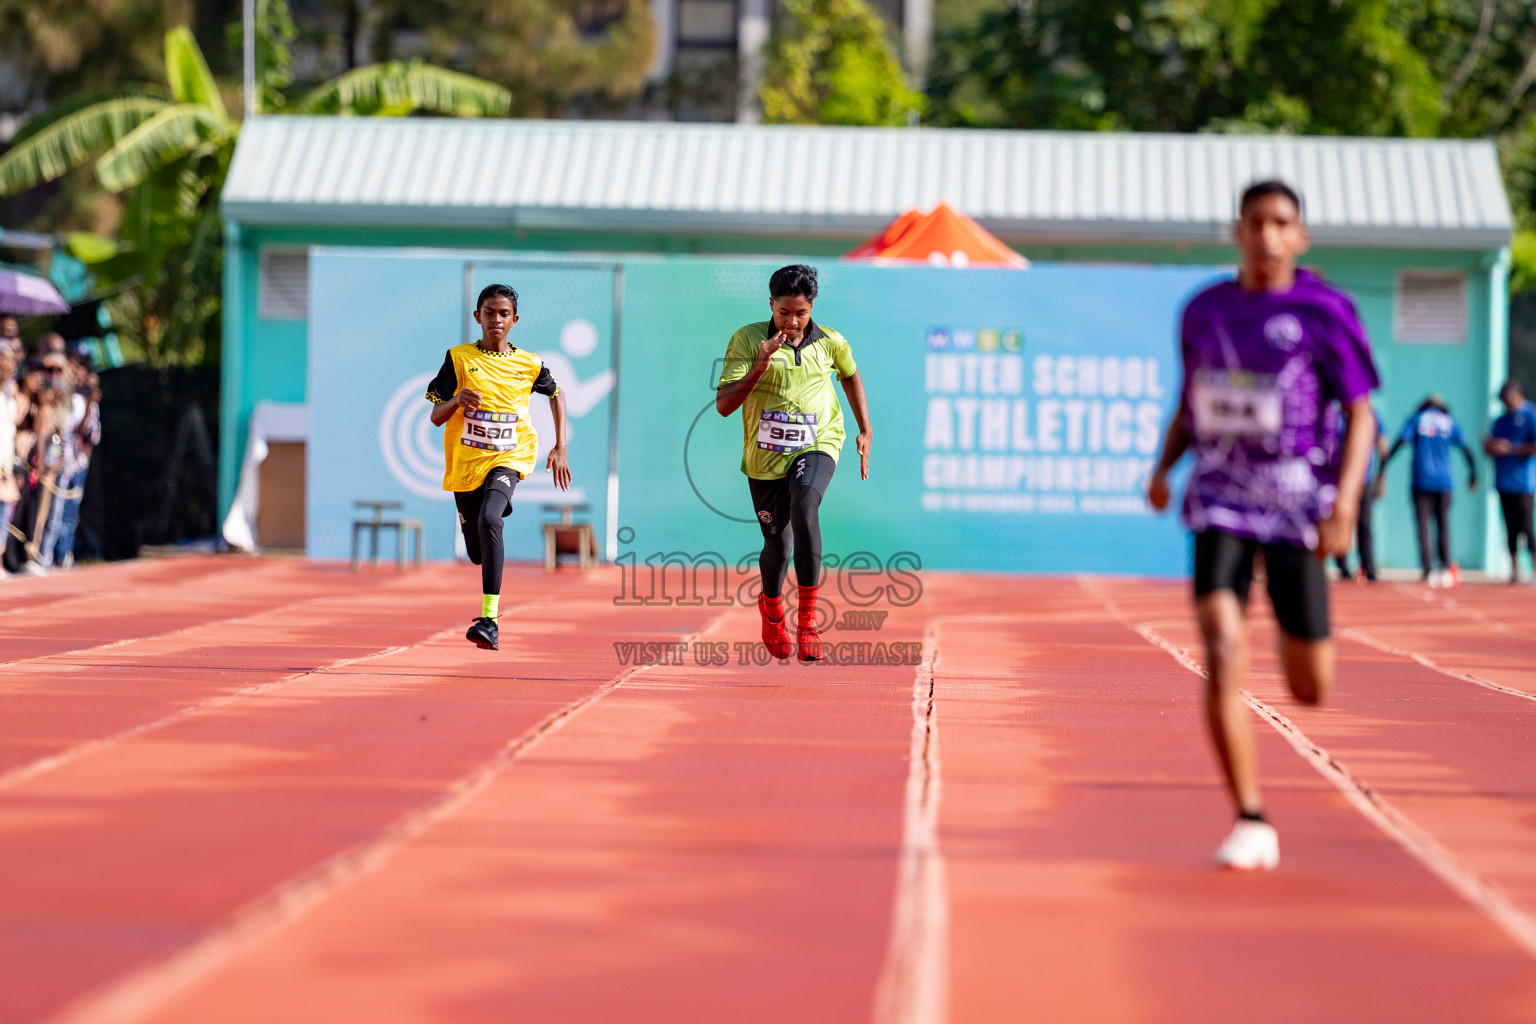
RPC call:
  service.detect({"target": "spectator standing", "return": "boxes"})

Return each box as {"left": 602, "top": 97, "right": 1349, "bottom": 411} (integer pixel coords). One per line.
{"left": 0, "top": 345, "right": 20, "bottom": 580}
{"left": 3, "top": 360, "right": 56, "bottom": 574}
{"left": 37, "top": 331, "right": 67, "bottom": 358}
{"left": 40, "top": 354, "right": 98, "bottom": 568}
{"left": 1484, "top": 381, "right": 1536, "bottom": 583}
{"left": 1325, "top": 401, "right": 1389, "bottom": 581}
{"left": 1382, "top": 396, "right": 1479, "bottom": 587}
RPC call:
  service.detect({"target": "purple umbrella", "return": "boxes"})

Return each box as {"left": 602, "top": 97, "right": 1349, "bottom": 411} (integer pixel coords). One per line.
{"left": 0, "top": 268, "right": 69, "bottom": 316}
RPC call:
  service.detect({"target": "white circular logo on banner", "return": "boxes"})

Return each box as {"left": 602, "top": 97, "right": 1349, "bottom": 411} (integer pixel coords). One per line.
{"left": 379, "top": 372, "right": 450, "bottom": 500}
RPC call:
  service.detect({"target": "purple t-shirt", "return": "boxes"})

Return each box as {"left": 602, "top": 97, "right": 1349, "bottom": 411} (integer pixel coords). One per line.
{"left": 1179, "top": 270, "right": 1379, "bottom": 548}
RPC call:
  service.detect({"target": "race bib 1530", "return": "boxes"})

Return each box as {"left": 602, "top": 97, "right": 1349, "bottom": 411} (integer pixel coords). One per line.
{"left": 1190, "top": 372, "right": 1282, "bottom": 439}
{"left": 461, "top": 408, "right": 520, "bottom": 451}
{"left": 757, "top": 410, "right": 818, "bottom": 453}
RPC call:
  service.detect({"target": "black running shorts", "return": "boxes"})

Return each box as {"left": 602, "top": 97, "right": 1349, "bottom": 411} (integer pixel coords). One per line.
{"left": 1193, "top": 528, "right": 1329, "bottom": 641}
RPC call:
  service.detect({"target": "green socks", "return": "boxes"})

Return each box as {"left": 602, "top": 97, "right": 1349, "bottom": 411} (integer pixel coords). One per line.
{"left": 482, "top": 594, "right": 500, "bottom": 620}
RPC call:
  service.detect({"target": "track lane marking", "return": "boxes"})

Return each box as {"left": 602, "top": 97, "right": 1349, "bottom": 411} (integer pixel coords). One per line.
{"left": 44, "top": 610, "right": 734, "bottom": 1024}
{"left": 1389, "top": 583, "right": 1515, "bottom": 635}
{"left": 873, "top": 624, "right": 948, "bottom": 1024}
{"left": 0, "top": 567, "right": 439, "bottom": 674}
{"left": 0, "top": 590, "right": 571, "bottom": 790}
{"left": 1340, "top": 628, "right": 1536, "bottom": 704}
{"left": 1079, "top": 576, "right": 1536, "bottom": 962}
{"left": 0, "top": 560, "right": 314, "bottom": 622}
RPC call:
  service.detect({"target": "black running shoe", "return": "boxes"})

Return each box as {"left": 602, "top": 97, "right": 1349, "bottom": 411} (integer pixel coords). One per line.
{"left": 466, "top": 617, "right": 499, "bottom": 650}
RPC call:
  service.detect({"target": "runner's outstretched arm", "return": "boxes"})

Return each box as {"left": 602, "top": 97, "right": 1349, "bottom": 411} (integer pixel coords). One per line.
{"left": 839, "top": 371, "right": 872, "bottom": 480}
{"left": 1317, "top": 396, "right": 1375, "bottom": 559}
{"left": 546, "top": 389, "right": 571, "bottom": 491}
{"left": 1146, "top": 403, "right": 1192, "bottom": 512}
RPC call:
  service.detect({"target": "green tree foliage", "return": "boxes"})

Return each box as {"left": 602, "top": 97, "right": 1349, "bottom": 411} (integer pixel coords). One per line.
{"left": 225, "top": 0, "right": 297, "bottom": 112}
{"left": 0, "top": 0, "right": 193, "bottom": 109}
{"left": 926, "top": 0, "right": 1536, "bottom": 291}
{"left": 761, "top": 0, "right": 922, "bottom": 126}
{"left": 315, "top": 0, "right": 656, "bottom": 117}
{"left": 0, "top": 18, "right": 510, "bottom": 366}
{"left": 927, "top": 0, "right": 1439, "bottom": 136}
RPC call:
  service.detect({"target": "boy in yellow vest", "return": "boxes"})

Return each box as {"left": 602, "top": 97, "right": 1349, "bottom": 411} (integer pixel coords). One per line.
{"left": 427, "top": 284, "right": 571, "bottom": 650}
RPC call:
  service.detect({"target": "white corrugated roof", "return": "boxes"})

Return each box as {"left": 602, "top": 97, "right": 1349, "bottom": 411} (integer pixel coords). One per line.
{"left": 223, "top": 117, "right": 1512, "bottom": 249}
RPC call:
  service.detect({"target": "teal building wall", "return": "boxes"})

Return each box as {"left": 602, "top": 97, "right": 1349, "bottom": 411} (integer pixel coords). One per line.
{"left": 221, "top": 221, "right": 1509, "bottom": 573}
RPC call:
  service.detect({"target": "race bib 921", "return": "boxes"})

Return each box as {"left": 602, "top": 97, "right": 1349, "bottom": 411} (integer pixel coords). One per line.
{"left": 1190, "top": 371, "right": 1282, "bottom": 440}
{"left": 757, "top": 410, "right": 818, "bottom": 453}
{"left": 461, "top": 408, "right": 520, "bottom": 451}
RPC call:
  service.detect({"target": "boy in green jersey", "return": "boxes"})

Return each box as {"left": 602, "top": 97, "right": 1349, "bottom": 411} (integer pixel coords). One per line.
{"left": 716, "top": 265, "right": 873, "bottom": 661}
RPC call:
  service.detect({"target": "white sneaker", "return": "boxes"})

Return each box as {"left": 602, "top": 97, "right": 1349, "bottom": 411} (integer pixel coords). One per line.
{"left": 21, "top": 560, "right": 49, "bottom": 577}
{"left": 1426, "top": 569, "right": 1447, "bottom": 589}
{"left": 1213, "top": 820, "right": 1280, "bottom": 870}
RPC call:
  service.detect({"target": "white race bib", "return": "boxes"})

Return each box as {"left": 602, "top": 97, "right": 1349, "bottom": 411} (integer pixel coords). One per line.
{"left": 757, "top": 410, "right": 818, "bottom": 453}
{"left": 1191, "top": 373, "right": 1282, "bottom": 439}
{"left": 461, "top": 408, "right": 520, "bottom": 451}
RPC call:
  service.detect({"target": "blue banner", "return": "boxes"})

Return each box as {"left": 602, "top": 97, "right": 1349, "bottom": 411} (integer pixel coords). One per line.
{"left": 307, "top": 250, "right": 1216, "bottom": 576}
{"left": 307, "top": 251, "right": 616, "bottom": 562}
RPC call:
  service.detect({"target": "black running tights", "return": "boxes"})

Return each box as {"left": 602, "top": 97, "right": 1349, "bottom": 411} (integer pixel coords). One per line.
{"left": 749, "top": 452, "right": 837, "bottom": 598}
{"left": 1412, "top": 488, "right": 1451, "bottom": 574}
{"left": 1501, "top": 491, "right": 1535, "bottom": 563}
{"left": 454, "top": 469, "right": 519, "bottom": 595}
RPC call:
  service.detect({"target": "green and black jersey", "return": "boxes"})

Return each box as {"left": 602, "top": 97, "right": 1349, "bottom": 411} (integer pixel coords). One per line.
{"left": 718, "top": 319, "right": 857, "bottom": 480}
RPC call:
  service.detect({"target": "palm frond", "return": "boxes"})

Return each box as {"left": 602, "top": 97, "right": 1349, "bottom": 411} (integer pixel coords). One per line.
{"left": 0, "top": 96, "right": 171, "bottom": 194}
{"left": 94, "top": 104, "right": 234, "bottom": 193}
{"left": 295, "top": 60, "right": 511, "bottom": 117}
{"left": 164, "top": 26, "right": 228, "bottom": 121}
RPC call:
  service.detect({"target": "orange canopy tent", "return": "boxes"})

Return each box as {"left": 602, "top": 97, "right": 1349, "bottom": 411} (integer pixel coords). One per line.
{"left": 845, "top": 201, "right": 1029, "bottom": 268}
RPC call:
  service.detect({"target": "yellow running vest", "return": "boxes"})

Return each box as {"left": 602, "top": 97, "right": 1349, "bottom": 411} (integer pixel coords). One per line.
{"left": 425, "top": 343, "right": 558, "bottom": 491}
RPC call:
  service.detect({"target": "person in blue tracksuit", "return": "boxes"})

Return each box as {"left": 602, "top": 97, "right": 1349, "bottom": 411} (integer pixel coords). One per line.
{"left": 1484, "top": 381, "right": 1536, "bottom": 583}
{"left": 1382, "top": 396, "right": 1478, "bottom": 585}
{"left": 1325, "top": 402, "right": 1389, "bottom": 581}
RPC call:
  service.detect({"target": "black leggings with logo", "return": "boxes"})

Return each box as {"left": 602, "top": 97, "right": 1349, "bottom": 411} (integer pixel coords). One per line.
{"left": 454, "top": 469, "right": 519, "bottom": 595}
{"left": 748, "top": 451, "right": 837, "bottom": 597}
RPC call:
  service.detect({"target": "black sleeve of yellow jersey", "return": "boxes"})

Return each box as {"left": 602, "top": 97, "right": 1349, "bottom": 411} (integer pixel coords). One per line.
{"left": 424, "top": 351, "right": 457, "bottom": 404}
{"left": 532, "top": 362, "right": 559, "bottom": 397}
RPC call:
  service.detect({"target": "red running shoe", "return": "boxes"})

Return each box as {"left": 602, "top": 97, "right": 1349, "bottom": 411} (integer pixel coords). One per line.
{"left": 759, "top": 592, "right": 792, "bottom": 660}
{"left": 796, "top": 584, "right": 825, "bottom": 662}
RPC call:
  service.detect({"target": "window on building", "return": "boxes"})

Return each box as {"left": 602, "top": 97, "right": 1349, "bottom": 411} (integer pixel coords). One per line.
{"left": 1394, "top": 271, "right": 1467, "bottom": 344}
{"left": 259, "top": 248, "right": 309, "bottom": 321}
{"left": 678, "top": 0, "right": 737, "bottom": 46}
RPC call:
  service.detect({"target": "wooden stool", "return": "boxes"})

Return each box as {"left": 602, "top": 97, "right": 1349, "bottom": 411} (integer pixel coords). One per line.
{"left": 351, "top": 500, "right": 424, "bottom": 570}
{"left": 541, "top": 503, "right": 596, "bottom": 572}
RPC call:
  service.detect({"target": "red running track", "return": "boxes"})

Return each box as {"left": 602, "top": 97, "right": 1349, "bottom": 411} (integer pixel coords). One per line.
{"left": 1, "top": 557, "right": 1534, "bottom": 1023}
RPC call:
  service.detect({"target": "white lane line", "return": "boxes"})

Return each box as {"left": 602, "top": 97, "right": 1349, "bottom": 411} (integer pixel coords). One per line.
{"left": 46, "top": 612, "right": 733, "bottom": 1024}
{"left": 0, "top": 592, "right": 565, "bottom": 789}
{"left": 1340, "top": 628, "right": 1536, "bottom": 704}
{"left": 0, "top": 566, "right": 411, "bottom": 673}
{"left": 0, "top": 560, "right": 296, "bottom": 621}
{"left": 1388, "top": 583, "right": 1515, "bottom": 635}
{"left": 1130, "top": 620, "right": 1536, "bottom": 962}
{"left": 0, "top": 641, "right": 417, "bottom": 790}
{"left": 873, "top": 624, "right": 949, "bottom": 1024}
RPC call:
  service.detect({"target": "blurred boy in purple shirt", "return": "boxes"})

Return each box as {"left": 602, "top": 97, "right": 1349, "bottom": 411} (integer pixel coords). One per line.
{"left": 1148, "top": 180, "right": 1380, "bottom": 871}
